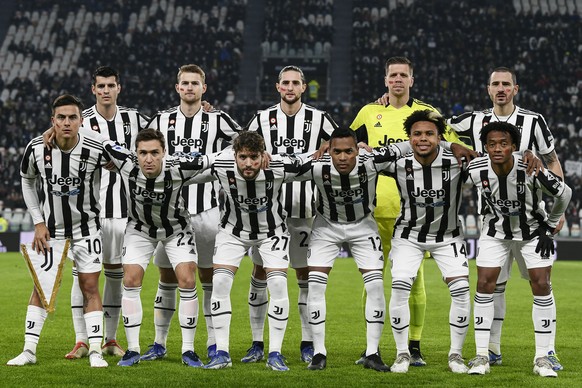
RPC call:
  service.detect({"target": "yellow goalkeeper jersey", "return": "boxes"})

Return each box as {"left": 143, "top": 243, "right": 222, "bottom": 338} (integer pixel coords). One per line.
{"left": 350, "top": 98, "right": 462, "bottom": 219}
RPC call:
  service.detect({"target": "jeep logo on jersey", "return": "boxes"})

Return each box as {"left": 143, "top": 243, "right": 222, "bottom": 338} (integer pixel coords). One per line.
{"left": 273, "top": 136, "right": 306, "bottom": 149}
{"left": 48, "top": 175, "right": 82, "bottom": 186}
{"left": 236, "top": 195, "right": 269, "bottom": 206}
{"left": 489, "top": 196, "right": 521, "bottom": 210}
{"left": 170, "top": 136, "right": 203, "bottom": 148}
{"left": 378, "top": 136, "right": 405, "bottom": 147}
{"left": 411, "top": 188, "right": 446, "bottom": 198}
{"left": 330, "top": 188, "right": 364, "bottom": 198}
{"left": 132, "top": 186, "right": 166, "bottom": 201}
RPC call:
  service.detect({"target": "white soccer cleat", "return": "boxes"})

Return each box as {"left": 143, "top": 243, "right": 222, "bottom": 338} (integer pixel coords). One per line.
{"left": 468, "top": 355, "right": 490, "bottom": 375}
{"left": 448, "top": 353, "right": 469, "bottom": 374}
{"left": 391, "top": 353, "right": 410, "bottom": 373}
{"left": 533, "top": 356, "right": 558, "bottom": 378}
{"left": 89, "top": 351, "right": 108, "bottom": 368}
{"left": 7, "top": 350, "right": 37, "bottom": 366}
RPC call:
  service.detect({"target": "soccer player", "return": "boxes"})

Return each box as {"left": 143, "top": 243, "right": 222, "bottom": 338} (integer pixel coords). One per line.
{"left": 352, "top": 56, "right": 464, "bottom": 365}
{"left": 465, "top": 122, "right": 571, "bottom": 378}
{"left": 8, "top": 94, "right": 108, "bottom": 368}
{"left": 141, "top": 64, "right": 241, "bottom": 362}
{"left": 95, "top": 128, "right": 215, "bottom": 367}
{"left": 384, "top": 110, "right": 472, "bottom": 374}
{"left": 448, "top": 67, "right": 565, "bottom": 369}
{"left": 201, "top": 131, "right": 306, "bottom": 371}
{"left": 65, "top": 66, "right": 149, "bottom": 360}
{"left": 242, "top": 65, "right": 338, "bottom": 363}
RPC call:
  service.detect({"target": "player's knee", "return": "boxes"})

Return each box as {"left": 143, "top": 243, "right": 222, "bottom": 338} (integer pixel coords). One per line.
{"left": 159, "top": 266, "right": 178, "bottom": 283}
{"left": 476, "top": 277, "right": 496, "bottom": 294}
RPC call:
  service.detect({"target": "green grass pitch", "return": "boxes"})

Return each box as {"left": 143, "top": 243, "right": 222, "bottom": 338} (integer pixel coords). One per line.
{"left": 1, "top": 252, "right": 581, "bottom": 387}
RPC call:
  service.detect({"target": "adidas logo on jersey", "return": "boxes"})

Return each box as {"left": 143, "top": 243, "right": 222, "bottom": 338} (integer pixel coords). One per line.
{"left": 93, "top": 258, "right": 101, "bottom": 264}
{"left": 374, "top": 122, "right": 382, "bottom": 127}
{"left": 189, "top": 249, "right": 196, "bottom": 255}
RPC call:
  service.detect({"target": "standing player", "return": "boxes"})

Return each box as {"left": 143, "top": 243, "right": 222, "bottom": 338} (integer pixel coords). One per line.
{"left": 65, "top": 66, "right": 149, "bottom": 360}
{"left": 352, "top": 56, "right": 464, "bottom": 365}
{"left": 242, "top": 65, "right": 338, "bottom": 363}
{"left": 448, "top": 67, "right": 564, "bottom": 369}
{"left": 465, "top": 122, "right": 571, "bottom": 377}
{"left": 8, "top": 95, "right": 108, "bottom": 368}
{"left": 141, "top": 64, "right": 241, "bottom": 362}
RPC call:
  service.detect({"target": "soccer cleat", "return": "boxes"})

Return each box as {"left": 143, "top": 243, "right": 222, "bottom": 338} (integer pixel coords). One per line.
{"left": 140, "top": 343, "right": 167, "bottom": 361}
{"left": 547, "top": 351, "right": 563, "bottom": 371}
{"left": 307, "top": 353, "right": 327, "bottom": 370}
{"left": 266, "top": 351, "right": 289, "bottom": 371}
{"left": 533, "top": 356, "right": 558, "bottom": 377}
{"left": 391, "top": 353, "right": 411, "bottom": 373}
{"left": 448, "top": 353, "right": 468, "bottom": 374}
{"left": 488, "top": 350, "right": 502, "bottom": 365}
{"left": 204, "top": 350, "right": 232, "bottom": 369}
{"left": 409, "top": 347, "right": 426, "bottom": 366}
{"left": 240, "top": 341, "right": 264, "bottom": 363}
{"left": 300, "top": 343, "right": 314, "bottom": 363}
{"left": 207, "top": 344, "right": 217, "bottom": 359}
{"left": 117, "top": 350, "right": 140, "bottom": 367}
{"left": 363, "top": 353, "right": 390, "bottom": 372}
{"left": 182, "top": 351, "right": 204, "bottom": 367}
{"left": 467, "top": 355, "right": 490, "bottom": 375}
{"left": 65, "top": 341, "right": 89, "bottom": 359}
{"left": 354, "top": 349, "right": 366, "bottom": 365}
{"left": 89, "top": 351, "right": 108, "bottom": 368}
{"left": 7, "top": 350, "right": 36, "bottom": 366}
{"left": 102, "top": 339, "right": 125, "bottom": 357}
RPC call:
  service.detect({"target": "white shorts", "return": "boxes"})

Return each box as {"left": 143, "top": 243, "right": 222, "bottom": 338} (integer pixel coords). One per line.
{"left": 153, "top": 208, "right": 219, "bottom": 269}
{"left": 252, "top": 217, "right": 312, "bottom": 269}
{"left": 70, "top": 234, "right": 103, "bottom": 274}
{"left": 496, "top": 254, "right": 531, "bottom": 283}
{"left": 123, "top": 226, "right": 198, "bottom": 271}
{"left": 390, "top": 236, "right": 469, "bottom": 279}
{"left": 214, "top": 228, "right": 290, "bottom": 269}
{"left": 99, "top": 217, "right": 127, "bottom": 265}
{"left": 477, "top": 235, "right": 555, "bottom": 272}
{"left": 307, "top": 213, "right": 384, "bottom": 270}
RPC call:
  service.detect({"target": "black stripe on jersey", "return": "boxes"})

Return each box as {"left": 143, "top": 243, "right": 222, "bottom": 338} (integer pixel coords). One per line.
{"left": 43, "top": 146, "right": 56, "bottom": 236}
{"left": 498, "top": 176, "right": 514, "bottom": 239}
{"left": 264, "top": 170, "right": 279, "bottom": 238}
{"left": 358, "top": 164, "right": 371, "bottom": 216}
{"left": 120, "top": 112, "right": 133, "bottom": 147}
{"left": 340, "top": 172, "right": 355, "bottom": 221}
{"left": 246, "top": 174, "right": 260, "bottom": 240}
{"left": 165, "top": 111, "right": 178, "bottom": 153}
{"left": 60, "top": 152, "right": 74, "bottom": 238}
{"left": 128, "top": 166, "right": 145, "bottom": 234}
{"left": 480, "top": 169, "right": 500, "bottom": 237}
{"left": 303, "top": 109, "right": 314, "bottom": 151}
{"left": 318, "top": 165, "right": 338, "bottom": 222}
{"left": 318, "top": 112, "right": 336, "bottom": 143}
{"left": 225, "top": 170, "right": 244, "bottom": 237}
{"left": 516, "top": 169, "right": 531, "bottom": 238}
{"left": 417, "top": 166, "right": 434, "bottom": 243}
{"left": 143, "top": 176, "right": 158, "bottom": 238}
{"left": 399, "top": 159, "right": 417, "bottom": 240}
{"left": 268, "top": 109, "right": 278, "bottom": 151}
{"left": 89, "top": 117, "right": 100, "bottom": 133}
{"left": 284, "top": 115, "right": 296, "bottom": 154}
{"left": 435, "top": 159, "right": 452, "bottom": 242}
{"left": 77, "top": 147, "right": 92, "bottom": 237}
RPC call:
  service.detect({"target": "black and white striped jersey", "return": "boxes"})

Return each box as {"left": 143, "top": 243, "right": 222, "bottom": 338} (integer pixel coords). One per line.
{"left": 246, "top": 103, "right": 338, "bottom": 218}
{"left": 465, "top": 155, "right": 571, "bottom": 240}
{"left": 102, "top": 141, "right": 214, "bottom": 239}
{"left": 387, "top": 148, "right": 466, "bottom": 243}
{"left": 81, "top": 105, "right": 149, "bottom": 218}
{"left": 148, "top": 106, "right": 241, "bottom": 214}
{"left": 204, "top": 151, "right": 306, "bottom": 240}
{"left": 447, "top": 106, "right": 555, "bottom": 154}
{"left": 20, "top": 131, "right": 107, "bottom": 239}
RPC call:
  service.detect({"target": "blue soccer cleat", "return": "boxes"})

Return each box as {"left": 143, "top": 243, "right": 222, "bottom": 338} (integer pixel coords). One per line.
{"left": 182, "top": 351, "right": 204, "bottom": 367}
{"left": 207, "top": 344, "right": 217, "bottom": 359}
{"left": 117, "top": 350, "right": 140, "bottom": 367}
{"left": 300, "top": 344, "right": 314, "bottom": 363}
{"left": 140, "top": 343, "right": 167, "bottom": 361}
{"left": 204, "top": 350, "right": 232, "bottom": 369}
{"left": 266, "top": 351, "right": 289, "bottom": 371}
{"left": 241, "top": 341, "right": 264, "bottom": 363}
{"left": 488, "top": 350, "right": 502, "bottom": 366}
{"left": 547, "top": 351, "right": 563, "bottom": 371}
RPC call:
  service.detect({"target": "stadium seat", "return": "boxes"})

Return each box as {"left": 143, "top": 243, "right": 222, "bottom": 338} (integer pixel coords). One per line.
{"left": 8, "top": 209, "right": 25, "bottom": 232}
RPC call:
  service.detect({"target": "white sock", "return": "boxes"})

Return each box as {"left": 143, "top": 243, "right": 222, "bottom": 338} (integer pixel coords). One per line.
{"left": 122, "top": 286, "right": 142, "bottom": 353}
{"left": 489, "top": 283, "right": 506, "bottom": 354}
{"left": 201, "top": 282, "right": 215, "bottom": 348}
{"left": 297, "top": 279, "right": 311, "bottom": 342}
{"left": 549, "top": 287, "right": 557, "bottom": 353}
{"left": 23, "top": 305, "right": 48, "bottom": 354}
{"left": 71, "top": 269, "right": 87, "bottom": 344}
{"left": 389, "top": 277, "right": 412, "bottom": 355}
{"left": 84, "top": 310, "right": 104, "bottom": 353}
{"left": 179, "top": 287, "right": 198, "bottom": 354}
{"left": 248, "top": 276, "right": 268, "bottom": 342}
{"left": 102, "top": 267, "right": 123, "bottom": 342}
{"left": 448, "top": 278, "right": 470, "bottom": 356}
{"left": 153, "top": 281, "right": 177, "bottom": 347}
{"left": 363, "top": 271, "right": 385, "bottom": 357}
{"left": 308, "top": 272, "right": 328, "bottom": 356}
{"left": 473, "top": 292, "right": 494, "bottom": 356}
{"left": 212, "top": 268, "right": 234, "bottom": 353}
{"left": 266, "top": 271, "right": 289, "bottom": 354}
{"left": 533, "top": 294, "right": 554, "bottom": 359}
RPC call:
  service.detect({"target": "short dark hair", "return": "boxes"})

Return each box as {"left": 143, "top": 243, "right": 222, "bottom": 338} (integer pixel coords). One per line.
{"left": 177, "top": 64, "right": 206, "bottom": 83}
{"left": 479, "top": 122, "right": 521, "bottom": 147}
{"left": 385, "top": 56, "right": 413, "bottom": 75}
{"left": 233, "top": 131, "right": 265, "bottom": 154}
{"left": 136, "top": 128, "right": 166, "bottom": 150}
{"left": 278, "top": 65, "right": 306, "bottom": 84}
{"left": 92, "top": 66, "right": 120, "bottom": 84}
{"left": 329, "top": 127, "right": 357, "bottom": 146}
{"left": 52, "top": 94, "right": 83, "bottom": 116}
{"left": 403, "top": 110, "right": 446, "bottom": 138}
{"left": 488, "top": 67, "right": 517, "bottom": 84}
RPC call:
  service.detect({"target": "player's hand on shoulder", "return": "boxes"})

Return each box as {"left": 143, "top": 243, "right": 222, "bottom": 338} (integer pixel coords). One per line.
{"left": 261, "top": 151, "right": 271, "bottom": 169}
{"left": 523, "top": 150, "right": 544, "bottom": 176}
{"left": 43, "top": 126, "right": 56, "bottom": 150}
{"left": 376, "top": 93, "right": 389, "bottom": 106}
{"left": 311, "top": 141, "right": 329, "bottom": 160}
{"left": 357, "top": 142, "right": 372, "bottom": 152}
{"left": 202, "top": 100, "right": 214, "bottom": 112}
{"left": 450, "top": 143, "right": 478, "bottom": 166}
